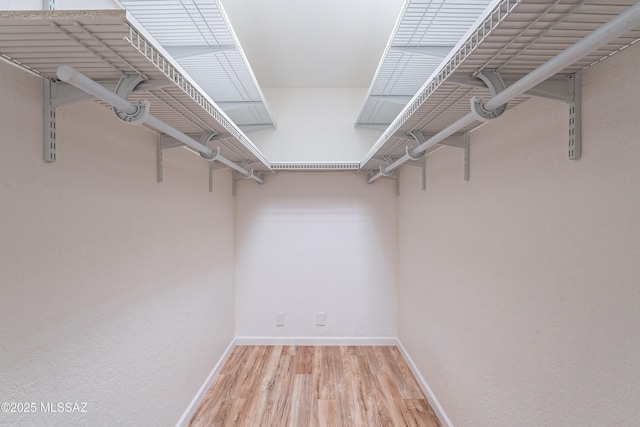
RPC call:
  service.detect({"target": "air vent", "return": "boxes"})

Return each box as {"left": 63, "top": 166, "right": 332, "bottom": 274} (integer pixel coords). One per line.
{"left": 271, "top": 162, "right": 359, "bottom": 171}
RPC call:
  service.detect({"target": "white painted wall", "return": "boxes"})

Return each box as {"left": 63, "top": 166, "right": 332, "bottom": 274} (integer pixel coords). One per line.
{"left": 0, "top": 61, "right": 235, "bottom": 426}
{"left": 235, "top": 172, "right": 397, "bottom": 339}
{"left": 397, "top": 43, "right": 640, "bottom": 426}
{"left": 247, "top": 88, "right": 382, "bottom": 162}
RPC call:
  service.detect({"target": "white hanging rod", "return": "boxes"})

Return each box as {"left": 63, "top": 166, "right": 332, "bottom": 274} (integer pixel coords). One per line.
{"left": 56, "top": 65, "right": 264, "bottom": 185}
{"left": 367, "top": 1, "right": 640, "bottom": 184}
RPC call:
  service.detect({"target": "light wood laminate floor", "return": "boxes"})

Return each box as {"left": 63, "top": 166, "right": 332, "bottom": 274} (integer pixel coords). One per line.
{"left": 189, "top": 345, "right": 442, "bottom": 427}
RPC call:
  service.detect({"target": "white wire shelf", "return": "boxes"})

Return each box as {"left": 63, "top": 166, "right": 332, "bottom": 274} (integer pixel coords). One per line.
{"left": 0, "top": 9, "right": 271, "bottom": 170}
{"left": 116, "top": 0, "right": 276, "bottom": 132}
{"left": 360, "top": 0, "right": 640, "bottom": 174}
{"left": 356, "top": 0, "right": 494, "bottom": 130}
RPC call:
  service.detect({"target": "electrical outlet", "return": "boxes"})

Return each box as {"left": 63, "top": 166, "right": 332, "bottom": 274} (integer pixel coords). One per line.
{"left": 316, "top": 312, "right": 326, "bottom": 326}
{"left": 276, "top": 312, "right": 285, "bottom": 326}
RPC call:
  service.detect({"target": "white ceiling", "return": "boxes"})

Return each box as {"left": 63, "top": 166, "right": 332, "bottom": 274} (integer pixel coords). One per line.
{"left": 219, "top": 0, "right": 405, "bottom": 88}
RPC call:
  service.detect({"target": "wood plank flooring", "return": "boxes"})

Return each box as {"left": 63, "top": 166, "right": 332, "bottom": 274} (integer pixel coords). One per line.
{"left": 189, "top": 346, "right": 442, "bottom": 427}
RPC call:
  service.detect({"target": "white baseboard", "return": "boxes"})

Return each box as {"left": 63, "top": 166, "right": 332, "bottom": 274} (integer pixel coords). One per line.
{"left": 174, "top": 338, "right": 237, "bottom": 427}
{"left": 234, "top": 336, "right": 398, "bottom": 346}
{"left": 396, "top": 339, "right": 453, "bottom": 427}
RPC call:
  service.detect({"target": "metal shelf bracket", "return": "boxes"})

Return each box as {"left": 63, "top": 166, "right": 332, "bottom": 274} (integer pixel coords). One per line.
{"left": 156, "top": 135, "right": 163, "bottom": 183}
{"left": 197, "top": 132, "right": 218, "bottom": 160}
{"left": 427, "top": 132, "right": 471, "bottom": 182}
{"left": 43, "top": 80, "right": 56, "bottom": 162}
{"left": 42, "top": 0, "right": 55, "bottom": 161}
{"left": 449, "top": 75, "right": 575, "bottom": 102}
{"left": 209, "top": 162, "right": 215, "bottom": 193}
{"left": 470, "top": 70, "right": 508, "bottom": 122}
{"left": 232, "top": 166, "right": 265, "bottom": 196}
{"left": 207, "top": 156, "right": 231, "bottom": 193}
{"left": 568, "top": 72, "right": 582, "bottom": 160}
{"left": 43, "top": 79, "right": 96, "bottom": 162}
{"left": 406, "top": 132, "right": 427, "bottom": 161}
{"left": 157, "top": 130, "right": 262, "bottom": 193}
{"left": 157, "top": 132, "right": 226, "bottom": 192}
{"left": 407, "top": 132, "right": 428, "bottom": 190}
{"left": 464, "top": 132, "right": 471, "bottom": 182}
{"left": 112, "top": 74, "right": 149, "bottom": 125}
{"left": 442, "top": 133, "right": 471, "bottom": 181}
{"left": 373, "top": 156, "right": 401, "bottom": 196}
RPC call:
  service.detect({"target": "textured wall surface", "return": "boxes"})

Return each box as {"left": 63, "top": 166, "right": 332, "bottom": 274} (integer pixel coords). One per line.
{"left": 235, "top": 172, "right": 397, "bottom": 338}
{"left": 397, "top": 43, "right": 640, "bottom": 426}
{"left": 0, "top": 60, "right": 235, "bottom": 426}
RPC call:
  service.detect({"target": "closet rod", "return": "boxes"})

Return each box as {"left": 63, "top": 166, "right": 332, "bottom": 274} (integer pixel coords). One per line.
{"left": 367, "top": 1, "right": 640, "bottom": 183}
{"left": 56, "top": 65, "right": 264, "bottom": 184}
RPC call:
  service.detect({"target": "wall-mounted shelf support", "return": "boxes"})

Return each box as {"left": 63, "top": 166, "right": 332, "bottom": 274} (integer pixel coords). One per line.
{"left": 42, "top": 0, "right": 55, "bottom": 160}
{"left": 232, "top": 165, "right": 266, "bottom": 196}
{"left": 435, "top": 132, "right": 471, "bottom": 182}
{"left": 568, "top": 72, "right": 582, "bottom": 160}
{"left": 207, "top": 155, "right": 232, "bottom": 193}
{"left": 199, "top": 132, "right": 233, "bottom": 193}
{"left": 451, "top": 71, "right": 581, "bottom": 160}
{"left": 43, "top": 80, "right": 56, "bottom": 162}
{"left": 55, "top": 65, "right": 265, "bottom": 190}
{"left": 470, "top": 70, "right": 508, "bottom": 122}
{"left": 157, "top": 132, "right": 232, "bottom": 192}
{"left": 159, "top": 132, "right": 232, "bottom": 150}
{"left": 361, "top": 1, "right": 640, "bottom": 185}
{"left": 464, "top": 132, "right": 470, "bottom": 181}
{"left": 448, "top": 75, "right": 575, "bottom": 103}
{"left": 3, "top": 9, "right": 272, "bottom": 189}
{"left": 379, "top": 156, "right": 397, "bottom": 178}
{"left": 368, "top": 156, "right": 401, "bottom": 195}
{"left": 209, "top": 162, "right": 215, "bottom": 193}
{"left": 44, "top": 78, "right": 114, "bottom": 162}
{"left": 407, "top": 132, "right": 428, "bottom": 190}
{"left": 438, "top": 135, "right": 465, "bottom": 148}
{"left": 156, "top": 135, "right": 163, "bottom": 183}
{"left": 403, "top": 131, "right": 471, "bottom": 184}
